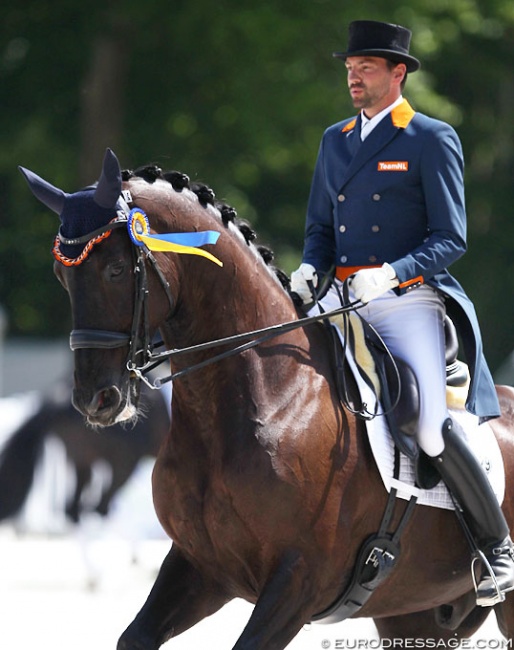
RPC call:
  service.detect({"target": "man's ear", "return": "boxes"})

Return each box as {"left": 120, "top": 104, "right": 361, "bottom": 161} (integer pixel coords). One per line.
{"left": 394, "top": 63, "right": 407, "bottom": 85}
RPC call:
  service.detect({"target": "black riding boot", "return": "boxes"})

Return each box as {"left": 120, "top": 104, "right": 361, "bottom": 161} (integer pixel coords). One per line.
{"left": 433, "top": 418, "right": 514, "bottom": 607}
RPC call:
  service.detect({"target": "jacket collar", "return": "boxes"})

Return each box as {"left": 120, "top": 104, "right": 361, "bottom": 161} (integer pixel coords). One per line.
{"left": 341, "top": 98, "right": 416, "bottom": 134}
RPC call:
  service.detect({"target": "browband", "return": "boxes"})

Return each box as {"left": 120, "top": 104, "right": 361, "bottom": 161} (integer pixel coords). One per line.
{"left": 58, "top": 216, "right": 128, "bottom": 246}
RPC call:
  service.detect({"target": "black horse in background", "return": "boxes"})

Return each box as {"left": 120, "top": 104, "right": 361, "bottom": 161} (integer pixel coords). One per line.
{"left": 0, "top": 380, "right": 170, "bottom": 528}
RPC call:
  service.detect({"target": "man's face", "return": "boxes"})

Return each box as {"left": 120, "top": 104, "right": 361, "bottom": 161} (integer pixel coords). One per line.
{"left": 345, "top": 56, "right": 406, "bottom": 117}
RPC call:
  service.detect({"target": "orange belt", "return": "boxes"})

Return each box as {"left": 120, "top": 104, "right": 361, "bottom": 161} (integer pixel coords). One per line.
{"left": 336, "top": 265, "right": 380, "bottom": 282}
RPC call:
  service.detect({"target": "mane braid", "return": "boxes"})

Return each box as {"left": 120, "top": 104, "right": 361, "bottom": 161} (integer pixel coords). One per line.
{"left": 121, "top": 165, "right": 291, "bottom": 291}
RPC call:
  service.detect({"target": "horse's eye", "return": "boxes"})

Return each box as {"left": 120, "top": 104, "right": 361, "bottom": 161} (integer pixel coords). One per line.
{"left": 107, "top": 261, "right": 127, "bottom": 281}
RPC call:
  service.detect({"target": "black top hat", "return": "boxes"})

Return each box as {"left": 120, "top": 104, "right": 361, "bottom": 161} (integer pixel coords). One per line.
{"left": 333, "top": 20, "right": 420, "bottom": 73}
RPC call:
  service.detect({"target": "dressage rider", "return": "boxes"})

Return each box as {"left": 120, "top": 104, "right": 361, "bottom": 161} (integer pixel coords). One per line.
{"left": 291, "top": 19, "right": 514, "bottom": 606}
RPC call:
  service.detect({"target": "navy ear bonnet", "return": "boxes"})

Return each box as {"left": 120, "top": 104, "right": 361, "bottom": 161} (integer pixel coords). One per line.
{"left": 19, "top": 148, "right": 128, "bottom": 259}
{"left": 58, "top": 190, "right": 122, "bottom": 258}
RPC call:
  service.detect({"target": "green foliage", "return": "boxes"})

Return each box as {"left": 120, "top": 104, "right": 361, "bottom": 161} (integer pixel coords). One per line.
{"left": 1, "top": 0, "right": 513, "bottom": 368}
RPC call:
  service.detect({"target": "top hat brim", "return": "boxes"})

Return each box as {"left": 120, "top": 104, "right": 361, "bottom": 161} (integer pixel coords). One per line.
{"left": 333, "top": 48, "right": 420, "bottom": 73}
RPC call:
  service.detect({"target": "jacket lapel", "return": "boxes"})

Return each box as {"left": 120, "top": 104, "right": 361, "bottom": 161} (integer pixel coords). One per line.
{"left": 338, "top": 99, "right": 416, "bottom": 189}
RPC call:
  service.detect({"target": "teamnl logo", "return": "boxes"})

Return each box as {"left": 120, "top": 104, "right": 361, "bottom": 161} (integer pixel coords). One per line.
{"left": 319, "top": 639, "right": 513, "bottom": 649}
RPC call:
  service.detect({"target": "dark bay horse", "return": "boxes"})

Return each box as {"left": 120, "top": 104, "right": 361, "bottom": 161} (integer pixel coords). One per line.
{"left": 20, "top": 150, "right": 514, "bottom": 649}
{"left": 0, "top": 381, "right": 169, "bottom": 525}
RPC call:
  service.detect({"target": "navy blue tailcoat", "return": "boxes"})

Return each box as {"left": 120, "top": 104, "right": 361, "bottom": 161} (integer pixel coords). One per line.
{"left": 303, "top": 99, "right": 500, "bottom": 420}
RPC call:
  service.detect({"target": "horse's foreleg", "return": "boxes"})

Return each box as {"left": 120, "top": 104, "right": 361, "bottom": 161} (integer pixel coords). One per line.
{"left": 95, "top": 459, "right": 138, "bottom": 517}
{"left": 117, "top": 544, "right": 230, "bottom": 650}
{"left": 65, "top": 465, "right": 91, "bottom": 523}
{"left": 232, "top": 550, "right": 313, "bottom": 650}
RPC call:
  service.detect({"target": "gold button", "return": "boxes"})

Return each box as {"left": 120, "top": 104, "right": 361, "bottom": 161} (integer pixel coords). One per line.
{"left": 372, "top": 193, "right": 381, "bottom": 201}
{"left": 371, "top": 225, "right": 380, "bottom": 232}
{"left": 369, "top": 255, "right": 377, "bottom": 263}
{"left": 337, "top": 194, "right": 345, "bottom": 202}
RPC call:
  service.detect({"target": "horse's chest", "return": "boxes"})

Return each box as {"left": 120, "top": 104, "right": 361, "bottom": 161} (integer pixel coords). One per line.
{"left": 152, "top": 454, "right": 241, "bottom": 552}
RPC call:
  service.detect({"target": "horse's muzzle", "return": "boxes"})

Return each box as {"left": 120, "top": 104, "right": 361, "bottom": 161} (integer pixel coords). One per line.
{"left": 72, "top": 385, "right": 135, "bottom": 427}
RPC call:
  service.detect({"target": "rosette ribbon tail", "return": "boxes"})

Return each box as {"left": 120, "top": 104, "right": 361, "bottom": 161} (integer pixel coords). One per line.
{"left": 128, "top": 209, "right": 223, "bottom": 267}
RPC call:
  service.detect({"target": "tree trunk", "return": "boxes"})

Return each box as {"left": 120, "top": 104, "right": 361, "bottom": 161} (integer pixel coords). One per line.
{"left": 79, "top": 32, "right": 129, "bottom": 185}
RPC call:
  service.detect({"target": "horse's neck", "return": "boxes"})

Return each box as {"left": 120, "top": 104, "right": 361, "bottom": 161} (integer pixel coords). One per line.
{"left": 162, "top": 253, "right": 302, "bottom": 447}
{"left": 169, "top": 240, "right": 296, "bottom": 343}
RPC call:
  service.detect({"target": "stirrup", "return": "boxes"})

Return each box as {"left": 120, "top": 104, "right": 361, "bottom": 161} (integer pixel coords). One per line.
{"left": 472, "top": 550, "right": 506, "bottom": 607}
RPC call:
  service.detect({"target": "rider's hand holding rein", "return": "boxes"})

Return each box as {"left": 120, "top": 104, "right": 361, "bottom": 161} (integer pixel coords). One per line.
{"left": 350, "top": 263, "right": 399, "bottom": 304}
{"left": 290, "top": 262, "right": 318, "bottom": 304}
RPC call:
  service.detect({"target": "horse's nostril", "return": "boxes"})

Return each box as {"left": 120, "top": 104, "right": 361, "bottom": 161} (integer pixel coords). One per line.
{"left": 85, "top": 386, "right": 122, "bottom": 422}
{"left": 92, "top": 386, "right": 122, "bottom": 414}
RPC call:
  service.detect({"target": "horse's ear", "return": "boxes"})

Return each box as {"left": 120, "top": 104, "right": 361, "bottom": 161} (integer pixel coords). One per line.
{"left": 18, "top": 166, "right": 67, "bottom": 215}
{"left": 94, "top": 148, "right": 122, "bottom": 209}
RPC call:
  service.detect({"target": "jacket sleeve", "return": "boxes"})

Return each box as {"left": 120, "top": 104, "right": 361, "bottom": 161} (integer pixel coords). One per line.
{"left": 301, "top": 135, "right": 336, "bottom": 279}
{"left": 390, "top": 123, "right": 468, "bottom": 294}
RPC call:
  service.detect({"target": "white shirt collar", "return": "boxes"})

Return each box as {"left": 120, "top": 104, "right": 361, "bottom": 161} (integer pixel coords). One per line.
{"left": 360, "top": 95, "right": 404, "bottom": 140}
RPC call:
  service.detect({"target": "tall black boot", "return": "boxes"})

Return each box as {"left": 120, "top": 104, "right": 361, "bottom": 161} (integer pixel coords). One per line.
{"left": 433, "top": 417, "right": 514, "bottom": 607}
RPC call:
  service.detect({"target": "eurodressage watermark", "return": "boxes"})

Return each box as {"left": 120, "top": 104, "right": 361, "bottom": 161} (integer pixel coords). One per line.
{"left": 318, "top": 640, "right": 513, "bottom": 649}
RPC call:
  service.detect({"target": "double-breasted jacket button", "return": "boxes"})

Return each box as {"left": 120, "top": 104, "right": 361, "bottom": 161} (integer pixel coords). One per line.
{"left": 371, "top": 225, "right": 380, "bottom": 233}
{"left": 372, "top": 193, "right": 381, "bottom": 201}
{"left": 339, "top": 225, "right": 347, "bottom": 233}
{"left": 369, "top": 255, "right": 377, "bottom": 263}
{"left": 340, "top": 255, "right": 348, "bottom": 263}
{"left": 337, "top": 194, "right": 346, "bottom": 202}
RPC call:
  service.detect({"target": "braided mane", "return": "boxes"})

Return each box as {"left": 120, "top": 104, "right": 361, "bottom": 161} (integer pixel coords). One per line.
{"left": 122, "top": 165, "right": 291, "bottom": 291}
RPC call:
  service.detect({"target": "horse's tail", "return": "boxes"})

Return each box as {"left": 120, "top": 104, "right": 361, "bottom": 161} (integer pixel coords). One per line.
{"left": 0, "top": 400, "right": 57, "bottom": 520}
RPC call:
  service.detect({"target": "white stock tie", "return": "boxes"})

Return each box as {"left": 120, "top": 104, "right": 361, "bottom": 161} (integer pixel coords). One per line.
{"left": 360, "top": 119, "right": 371, "bottom": 141}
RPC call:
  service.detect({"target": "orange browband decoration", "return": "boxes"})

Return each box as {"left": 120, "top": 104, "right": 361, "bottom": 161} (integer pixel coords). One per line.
{"left": 52, "top": 229, "right": 113, "bottom": 266}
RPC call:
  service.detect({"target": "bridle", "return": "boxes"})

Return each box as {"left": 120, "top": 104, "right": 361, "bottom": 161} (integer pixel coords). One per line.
{"left": 64, "top": 213, "right": 361, "bottom": 386}
{"left": 61, "top": 206, "right": 174, "bottom": 395}
{"left": 59, "top": 200, "right": 400, "bottom": 422}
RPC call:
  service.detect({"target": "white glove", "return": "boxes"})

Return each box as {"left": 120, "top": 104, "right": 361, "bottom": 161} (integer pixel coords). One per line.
{"left": 350, "top": 263, "right": 399, "bottom": 304}
{"left": 290, "top": 263, "right": 318, "bottom": 304}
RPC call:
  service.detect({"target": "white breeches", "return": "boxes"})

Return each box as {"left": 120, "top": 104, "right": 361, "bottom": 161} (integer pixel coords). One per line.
{"left": 317, "top": 283, "right": 448, "bottom": 457}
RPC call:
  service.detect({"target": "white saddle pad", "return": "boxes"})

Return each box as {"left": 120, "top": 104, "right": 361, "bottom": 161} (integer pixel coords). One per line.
{"left": 330, "top": 322, "right": 505, "bottom": 510}
{"left": 366, "top": 407, "right": 504, "bottom": 510}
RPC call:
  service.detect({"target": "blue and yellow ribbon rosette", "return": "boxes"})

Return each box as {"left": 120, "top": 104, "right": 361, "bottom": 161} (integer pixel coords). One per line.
{"left": 128, "top": 208, "right": 223, "bottom": 267}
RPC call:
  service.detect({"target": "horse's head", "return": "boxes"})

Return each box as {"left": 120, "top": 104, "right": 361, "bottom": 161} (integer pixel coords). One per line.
{"left": 19, "top": 150, "right": 173, "bottom": 426}
{"left": 21, "top": 149, "right": 297, "bottom": 428}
